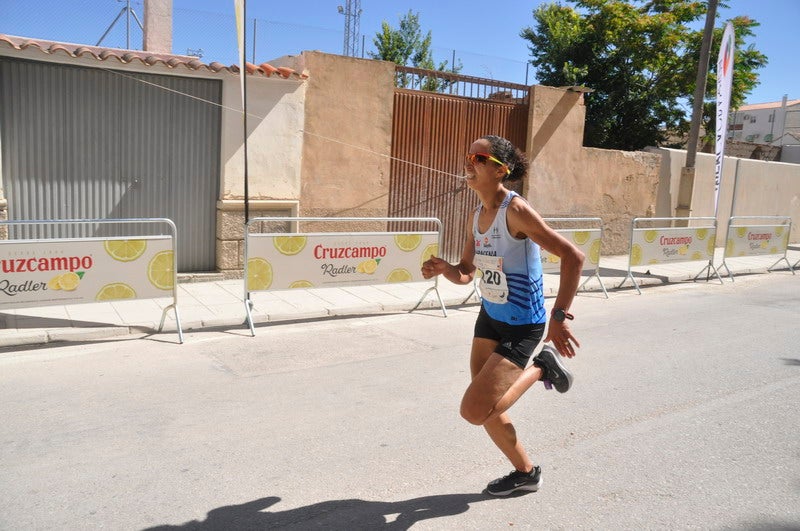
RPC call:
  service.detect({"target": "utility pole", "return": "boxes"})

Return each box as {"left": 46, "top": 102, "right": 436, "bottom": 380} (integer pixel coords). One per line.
{"left": 675, "top": 0, "right": 718, "bottom": 224}
{"left": 337, "top": 0, "right": 362, "bottom": 57}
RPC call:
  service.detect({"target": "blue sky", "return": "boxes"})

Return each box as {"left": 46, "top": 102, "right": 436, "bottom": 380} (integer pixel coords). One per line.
{"left": 1, "top": 0, "right": 797, "bottom": 105}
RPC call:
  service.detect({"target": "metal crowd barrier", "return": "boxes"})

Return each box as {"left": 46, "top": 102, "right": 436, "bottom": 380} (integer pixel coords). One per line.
{"left": 540, "top": 217, "right": 609, "bottom": 298}
{"left": 720, "top": 216, "right": 794, "bottom": 281}
{"left": 617, "top": 217, "right": 723, "bottom": 295}
{"left": 242, "top": 216, "right": 445, "bottom": 336}
{"left": 0, "top": 218, "right": 183, "bottom": 343}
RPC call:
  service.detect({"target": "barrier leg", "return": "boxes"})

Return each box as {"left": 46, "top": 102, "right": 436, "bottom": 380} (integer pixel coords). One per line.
{"left": 410, "top": 286, "right": 447, "bottom": 317}
{"left": 461, "top": 286, "right": 478, "bottom": 305}
{"left": 767, "top": 256, "right": 795, "bottom": 274}
{"left": 718, "top": 260, "right": 734, "bottom": 282}
{"left": 578, "top": 273, "right": 609, "bottom": 299}
{"left": 693, "top": 262, "right": 724, "bottom": 285}
{"left": 244, "top": 297, "right": 256, "bottom": 336}
{"left": 616, "top": 272, "right": 641, "bottom": 295}
{"left": 158, "top": 304, "right": 184, "bottom": 344}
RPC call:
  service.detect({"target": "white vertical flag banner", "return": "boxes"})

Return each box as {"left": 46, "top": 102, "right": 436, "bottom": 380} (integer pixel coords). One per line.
{"left": 234, "top": 0, "right": 246, "bottom": 106}
{"left": 715, "top": 22, "right": 735, "bottom": 214}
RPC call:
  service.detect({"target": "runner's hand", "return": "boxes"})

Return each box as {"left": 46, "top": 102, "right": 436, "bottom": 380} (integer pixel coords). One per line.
{"left": 545, "top": 320, "right": 580, "bottom": 359}
{"left": 421, "top": 256, "right": 448, "bottom": 279}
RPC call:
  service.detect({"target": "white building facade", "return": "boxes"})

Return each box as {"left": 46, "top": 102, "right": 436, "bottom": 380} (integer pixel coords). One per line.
{"left": 729, "top": 96, "right": 800, "bottom": 146}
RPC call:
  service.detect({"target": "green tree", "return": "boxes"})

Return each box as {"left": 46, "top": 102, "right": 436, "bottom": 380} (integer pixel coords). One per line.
{"left": 520, "top": 0, "right": 766, "bottom": 150}
{"left": 369, "top": 10, "right": 462, "bottom": 92}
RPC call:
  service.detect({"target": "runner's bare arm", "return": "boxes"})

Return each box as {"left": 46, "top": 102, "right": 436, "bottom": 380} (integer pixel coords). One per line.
{"left": 507, "top": 198, "right": 584, "bottom": 356}
{"left": 421, "top": 216, "right": 476, "bottom": 285}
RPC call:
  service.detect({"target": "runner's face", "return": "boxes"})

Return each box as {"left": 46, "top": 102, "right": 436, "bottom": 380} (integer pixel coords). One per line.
{"left": 465, "top": 139, "right": 505, "bottom": 187}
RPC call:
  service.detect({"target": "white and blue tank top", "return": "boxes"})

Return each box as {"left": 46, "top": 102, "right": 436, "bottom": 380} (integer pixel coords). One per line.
{"left": 473, "top": 191, "right": 546, "bottom": 325}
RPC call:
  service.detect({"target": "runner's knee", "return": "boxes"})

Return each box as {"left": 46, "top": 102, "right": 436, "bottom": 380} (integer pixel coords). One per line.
{"left": 460, "top": 399, "right": 491, "bottom": 426}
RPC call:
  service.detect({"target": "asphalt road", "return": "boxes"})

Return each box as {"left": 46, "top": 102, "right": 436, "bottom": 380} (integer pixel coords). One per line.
{"left": 1, "top": 273, "right": 799, "bottom": 530}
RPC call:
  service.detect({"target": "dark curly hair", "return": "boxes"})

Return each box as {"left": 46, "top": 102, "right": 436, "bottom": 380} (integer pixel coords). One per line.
{"left": 481, "top": 135, "right": 529, "bottom": 183}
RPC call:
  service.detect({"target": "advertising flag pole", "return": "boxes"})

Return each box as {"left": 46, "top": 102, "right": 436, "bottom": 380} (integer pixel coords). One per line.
{"left": 714, "top": 22, "right": 735, "bottom": 221}
{"left": 711, "top": 21, "right": 736, "bottom": 278}
{"left": 234, "top": 0, "right": 250, "bottom": 223}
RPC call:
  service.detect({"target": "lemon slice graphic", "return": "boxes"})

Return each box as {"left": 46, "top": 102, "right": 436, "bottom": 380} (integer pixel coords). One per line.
{"left": 395, "top": 234, "right": 422, "bottom": 252}
{"left": 726, "top": 239, "right": 735, "bottom": 256}
{"left": 247, "top": 257, "right": 273, "bottom": 291}
{"left": 707, "top": 237, "right": 716, "bottom": 256}
{"left": 148, "top": 251, "right": 174, "bottom": 290}
{"left": 589, "top": 239, "right": 601, "bottom": 265}
{"left": 47, "top": 274, "right": 63, "bottom": 291}
{"left": 696, "top": 228, "right": 708, "bottom": 240}
{"left": 289, "top": 279, "right": 314, "bottom": 289}
{"left": 572, "top": 231, "right": 591, "bottom": 245}
{"left": 58, "top": 271, "right": 81, "bottom": 291}
{"left": 736, "top": 227, "right": 747, "bottom": 238}
{"left": 691, "top": 251, "right": 703, "bottom": 261}
{"left": 358, "top": 258, "right": 378, "bottom": 274}
{"left": 419, "top": 243, "right": 438, "bottom": 266}
{"left": 96, "top": 283, "right": 136, "bottom": 301}
{"left": 630, "top": 244, "right": 643, "bottom": 266}
{"left": 273, "top": 236, "right": 307, "bottom": 256}
{"left": 644, "top": 230, "right": 658, "bottom": 243}
{"left": 104, "top": 239, "right": 147, "bottom": 262}
{"left": 386, "top": 268, "right": 413, "bottom": 283}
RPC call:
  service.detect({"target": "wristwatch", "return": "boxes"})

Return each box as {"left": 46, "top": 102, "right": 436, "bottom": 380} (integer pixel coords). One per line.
{"left": 551, "top": 308, "right": 574, "bottom": 322}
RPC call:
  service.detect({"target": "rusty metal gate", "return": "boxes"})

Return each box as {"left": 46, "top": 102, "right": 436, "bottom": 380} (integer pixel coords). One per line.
{"left": 389, "top": 86, "right": 528, "bottom": 262}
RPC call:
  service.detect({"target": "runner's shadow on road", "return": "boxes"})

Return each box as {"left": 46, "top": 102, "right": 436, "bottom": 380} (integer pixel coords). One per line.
{"left": 143, "top": 492, "right": 496, "bottom": 530}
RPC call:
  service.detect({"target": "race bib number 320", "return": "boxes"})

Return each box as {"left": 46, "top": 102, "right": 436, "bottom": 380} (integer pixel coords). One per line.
{"left": 474, "top": 254, "right": 508, "bottom": 304}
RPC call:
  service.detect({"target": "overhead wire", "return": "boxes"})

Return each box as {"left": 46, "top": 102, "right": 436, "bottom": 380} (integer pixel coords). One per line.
{"left": 97, "top": 65, "right": 468, "bottom": 181}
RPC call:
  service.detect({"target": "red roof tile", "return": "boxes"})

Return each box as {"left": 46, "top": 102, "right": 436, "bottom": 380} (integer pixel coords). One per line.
{"left": 740, "top": 99, "right": 800, "bottom": 111}
{"left": 0, "top": 33, "right": 307, "bottom": 80}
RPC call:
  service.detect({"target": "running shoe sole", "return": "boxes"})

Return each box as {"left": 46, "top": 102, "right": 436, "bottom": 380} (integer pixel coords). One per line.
{"left": 486, "top": 478, "right": 542, "bottom": 496}
{"left": 534, "top": 345, "right": 573, "bottom": 393}
{"left": 486, "top": 468, "right": 543, "bottom": 496}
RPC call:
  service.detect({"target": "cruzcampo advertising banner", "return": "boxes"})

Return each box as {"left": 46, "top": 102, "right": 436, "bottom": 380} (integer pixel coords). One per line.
{"left": 246, "top": 232, "right": 438, "bottom": 291}
{"left": 540, "top": 229, "right": 602, "bottom": 273}
{"left": 0, "top": 236, "right": 174, "bottom": 310}
{"left": 725, "top": 225, "right": 791, "bottom": 258}
{"left": 630, "top": 227, "right": 716, "bottom": 266}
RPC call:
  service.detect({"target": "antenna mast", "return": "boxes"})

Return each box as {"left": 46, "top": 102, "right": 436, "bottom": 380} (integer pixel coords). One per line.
{"left": 337, "top": 0, "right": 362, "bottom": 57}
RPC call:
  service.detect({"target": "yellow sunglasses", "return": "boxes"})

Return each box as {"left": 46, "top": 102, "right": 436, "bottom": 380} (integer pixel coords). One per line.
{"left": 466, "top": 152, "right": 510, "bottom": 175}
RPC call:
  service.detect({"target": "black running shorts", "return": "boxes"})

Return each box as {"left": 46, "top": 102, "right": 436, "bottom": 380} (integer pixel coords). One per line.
{"left": 474, "top": 306, "right": 546, "bottom": 369}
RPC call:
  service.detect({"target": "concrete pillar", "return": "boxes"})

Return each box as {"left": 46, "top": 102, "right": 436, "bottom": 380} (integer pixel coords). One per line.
{"left": 143, "top": 0, "right": 172, "bottom": 53}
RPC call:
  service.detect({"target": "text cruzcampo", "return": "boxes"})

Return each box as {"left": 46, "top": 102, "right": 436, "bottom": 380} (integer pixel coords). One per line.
{"left": 659, "top": 236, "right": 692, "bottom": 246}
{"left": 1, "top": 256, "right": 93, "bottom": 273}
{"left": 313, "top": 245, "right": 387, "bottom": 260}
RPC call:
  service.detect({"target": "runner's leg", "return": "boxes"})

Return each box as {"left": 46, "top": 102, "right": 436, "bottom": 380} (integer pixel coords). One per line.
{"left": 461, "top": 338, "right": 537, "bottom": 472}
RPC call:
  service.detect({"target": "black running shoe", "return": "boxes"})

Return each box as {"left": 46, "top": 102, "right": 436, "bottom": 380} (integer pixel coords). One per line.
{"left": 486, "top": 466, "right": 542, "bottom": 496}
{"left": 533, "top": 345, "right": 573, "bottom": 393}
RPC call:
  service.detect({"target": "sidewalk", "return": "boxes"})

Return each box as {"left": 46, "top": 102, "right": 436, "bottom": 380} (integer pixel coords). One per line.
{"left": 1, "top": 249, "right": 797, "bottom": 349}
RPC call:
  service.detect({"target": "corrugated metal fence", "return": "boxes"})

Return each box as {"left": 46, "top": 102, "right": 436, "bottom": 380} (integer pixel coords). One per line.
{"left": 389, "top": 83, "right": 529, "bottom": 262}
{"left": 0, "top": 58, "right": 221, "bottom": 271}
